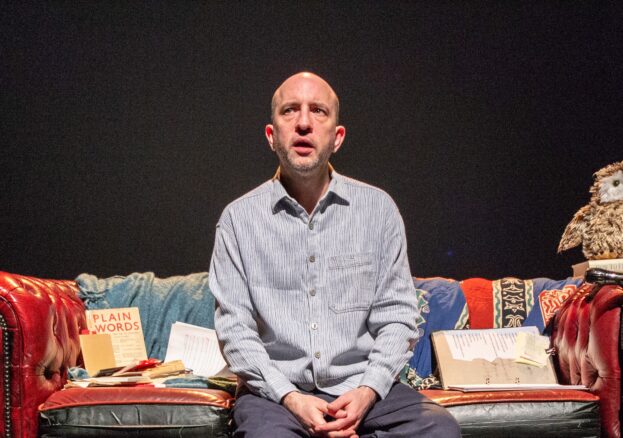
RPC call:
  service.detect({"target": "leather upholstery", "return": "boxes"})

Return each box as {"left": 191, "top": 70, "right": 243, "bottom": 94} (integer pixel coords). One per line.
{"left": 39, "top": 387, "right": 234, "bottom": 437}
{"left": 0, "top": 270, "right": 621, "bottom": 437}
{"left": 551, "top": 281, "right": 623, "bottom": 438}
{"left": 0, "top": 272, "right": 86, "bottom": 438}
{"left": 421, "top": 388, "right": 599, "bottom": 406}
{"left": 423, "top": 389, "right": 600, "bottom": 437}
{"left": 39, "top": 387, "right": 234, "bottom": 410}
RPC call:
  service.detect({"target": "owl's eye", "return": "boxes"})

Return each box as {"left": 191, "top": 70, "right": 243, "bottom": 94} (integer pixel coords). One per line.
{"left": 614, "top": 180, "right": 621, "bottom": 187}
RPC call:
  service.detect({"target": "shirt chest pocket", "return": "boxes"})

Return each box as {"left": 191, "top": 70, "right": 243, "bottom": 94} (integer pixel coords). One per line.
{"left": 327, "top": 253, "right": 376, "bottom": 313}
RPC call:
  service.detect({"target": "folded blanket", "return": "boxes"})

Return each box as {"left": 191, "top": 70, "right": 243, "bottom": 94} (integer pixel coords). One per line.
{"left": 76, "top": 272, "right": 215, "bottom": 360}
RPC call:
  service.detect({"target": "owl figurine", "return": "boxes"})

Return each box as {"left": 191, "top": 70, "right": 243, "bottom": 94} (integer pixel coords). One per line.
{"left": 558, "top": 160, "right": 623, "bottom": 260}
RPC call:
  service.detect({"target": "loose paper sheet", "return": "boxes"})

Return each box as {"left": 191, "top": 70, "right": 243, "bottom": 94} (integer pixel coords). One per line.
{"left": 515, "top": 332, "right": 550, "bottom": 367}
{"left": 164, "top": 321, "right": 232, "bottom": 377}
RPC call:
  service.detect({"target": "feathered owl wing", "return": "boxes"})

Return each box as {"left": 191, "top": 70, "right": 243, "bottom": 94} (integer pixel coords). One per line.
{"left": 558, "top": 204, "right": 591, "bottom": 253}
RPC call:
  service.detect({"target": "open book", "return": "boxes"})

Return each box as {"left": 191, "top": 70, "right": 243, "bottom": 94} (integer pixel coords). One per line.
{"left": 431, "top": 326, "right": 587, "bottom": 392}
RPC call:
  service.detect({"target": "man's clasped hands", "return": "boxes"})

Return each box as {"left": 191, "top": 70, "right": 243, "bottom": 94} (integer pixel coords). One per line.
{"left": 282, "top": 386, "right": 378, "bottom": 438}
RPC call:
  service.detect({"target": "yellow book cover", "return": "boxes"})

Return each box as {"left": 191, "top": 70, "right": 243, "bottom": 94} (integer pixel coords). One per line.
{"left": 85, "top": 307, "right": 148, "bottom": 367}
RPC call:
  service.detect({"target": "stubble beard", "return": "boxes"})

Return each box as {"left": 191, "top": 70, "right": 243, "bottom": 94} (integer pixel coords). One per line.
{"left": 273, "top": 139, "right": 333, "bottom": 175}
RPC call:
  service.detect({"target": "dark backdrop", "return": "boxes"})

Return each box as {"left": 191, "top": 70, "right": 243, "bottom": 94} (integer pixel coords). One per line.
{"left": 2, "top": 2, "right": 621, "bottom": 280}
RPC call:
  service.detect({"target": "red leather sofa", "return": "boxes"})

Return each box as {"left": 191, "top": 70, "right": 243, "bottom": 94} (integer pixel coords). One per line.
{"left": 0, "top": 270, "right": 621, "bottom": 437}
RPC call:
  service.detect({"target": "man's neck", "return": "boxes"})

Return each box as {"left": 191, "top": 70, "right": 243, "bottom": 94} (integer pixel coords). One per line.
{"left": 279, "top": 166, "right": 331, "bottom": 215}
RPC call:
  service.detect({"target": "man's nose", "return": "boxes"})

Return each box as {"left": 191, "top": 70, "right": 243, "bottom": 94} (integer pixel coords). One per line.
{"left": 296, "top": 109, "right": 312, "bottom": 132}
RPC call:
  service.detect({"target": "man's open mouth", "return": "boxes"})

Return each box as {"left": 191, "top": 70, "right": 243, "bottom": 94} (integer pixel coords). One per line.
{"left": 292, "top": 139, "right": 314, "bottom": 155}
{"left": 293, "top": 139, "right": 313, "bottom": 148}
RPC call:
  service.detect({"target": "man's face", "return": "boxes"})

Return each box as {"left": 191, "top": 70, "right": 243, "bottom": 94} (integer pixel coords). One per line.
{"left": 266, "top": 74, "right": 345, "bottom": 176}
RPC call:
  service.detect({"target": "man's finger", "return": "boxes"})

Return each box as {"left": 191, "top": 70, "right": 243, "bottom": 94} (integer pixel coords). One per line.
{"left": 326, "top": 428, "right": 358, "bottom": 438}
{"left": 331, "top": 408, "right": 348, "bottom": 419}
{"left": 309, "top": 409, "right": 328, "bottom": 428}
{"left": 327, "top": 396, "right": 351, "bottom": 412}
{"left": 314, "top": 416, "right": 356, "bottom": 433}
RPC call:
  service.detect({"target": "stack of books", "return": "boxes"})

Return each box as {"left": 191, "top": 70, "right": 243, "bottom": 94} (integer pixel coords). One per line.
{"left": 572, "top": 258, "right": 623, "bottom": 277}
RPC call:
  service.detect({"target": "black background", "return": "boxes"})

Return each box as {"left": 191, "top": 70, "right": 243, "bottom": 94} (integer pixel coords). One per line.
{"left": 2, "top": 2, "right": 621, "bottom": 280}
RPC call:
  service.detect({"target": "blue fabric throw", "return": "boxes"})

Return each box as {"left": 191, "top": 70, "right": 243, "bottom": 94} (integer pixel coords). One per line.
{"left": 404, "top": 278, "right": 468, "bottom": 389}
{"left": 75, "top": 272, "right": 215, "bottom": 360}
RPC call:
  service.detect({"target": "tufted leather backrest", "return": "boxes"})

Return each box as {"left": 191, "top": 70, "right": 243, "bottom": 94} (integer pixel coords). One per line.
{"left": 551, "top": 281, "right": 623, "bottom": 438}
{"left": 0, "top": 271, "right": 87, "bottom": 438}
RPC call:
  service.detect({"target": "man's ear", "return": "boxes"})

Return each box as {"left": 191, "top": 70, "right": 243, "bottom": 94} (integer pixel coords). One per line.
{"left": 265, "top": 124, "right": 275, "bottom": 151}
{"left": 332, "top": 125, "right": 346, "bottom": 153}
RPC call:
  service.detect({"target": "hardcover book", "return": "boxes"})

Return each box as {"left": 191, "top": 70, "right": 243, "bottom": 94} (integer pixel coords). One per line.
{"left": 85, "top": 307, "right": 148, "bottom": 367}
{"left": 572, "top": 258, "right": 623, "bottom": 277}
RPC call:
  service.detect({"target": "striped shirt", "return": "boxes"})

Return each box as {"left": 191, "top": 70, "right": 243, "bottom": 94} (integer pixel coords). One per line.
{"left": 209, "top": 170, "right": 420, "bottom": 403}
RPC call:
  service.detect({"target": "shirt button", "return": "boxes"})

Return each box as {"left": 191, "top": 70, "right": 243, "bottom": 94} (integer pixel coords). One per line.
{"left": 309, "top": 288, "right": 316, "bottom": 296}
{"left": 310, "top": 322, "right": 318, "bottom": 330}
{"left": 308, "top": 222, "right": 314, "bottom": 230}
{"left": 309, "top": 255, "right": 315, "bottom": 263}
{"left": 314, "top": 352, "right": 321, "bottom": 359}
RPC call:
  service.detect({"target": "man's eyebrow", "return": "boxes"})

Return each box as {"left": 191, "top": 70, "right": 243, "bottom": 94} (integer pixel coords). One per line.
{"left": 278, "top": 100, "right": 300, "bottom": 108}
{"left": 309, "top": 102, "right": 330, "bottom": 109}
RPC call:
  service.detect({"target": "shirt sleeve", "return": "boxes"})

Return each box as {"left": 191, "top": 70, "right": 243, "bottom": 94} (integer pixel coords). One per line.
{"left": 358, "top": 200, "right": 421, "bottom": 398}
{"left": 209, "top": 210, "right": 298, "bottom": 403}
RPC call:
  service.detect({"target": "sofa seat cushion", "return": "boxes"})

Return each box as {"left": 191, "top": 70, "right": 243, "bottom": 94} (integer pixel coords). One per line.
{"left": 38, "top": 387, "right": 233, "bottom": 437}
{"left": 421, "top": 388, "right": 600, "bottom": 437}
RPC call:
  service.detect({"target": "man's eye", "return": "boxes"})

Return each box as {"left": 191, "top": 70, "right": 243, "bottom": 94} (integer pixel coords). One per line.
{"left": 283, "top": 108, "right": 293, "bottom": 114}
{"left": 312, "top": 108, "right": 327, "bottom": 115}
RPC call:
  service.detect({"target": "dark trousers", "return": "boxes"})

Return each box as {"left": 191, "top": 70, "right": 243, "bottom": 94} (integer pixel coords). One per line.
{"left": 233, "top": 383, "right": 461, "bottom": 437}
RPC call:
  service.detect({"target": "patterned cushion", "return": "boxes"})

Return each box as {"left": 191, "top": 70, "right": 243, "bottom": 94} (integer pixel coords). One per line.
{"left": 404, "top": 277, "right": 468, "bottom": 389}
{"left": 404, "top": 276, "right": 583, "bottom": 390}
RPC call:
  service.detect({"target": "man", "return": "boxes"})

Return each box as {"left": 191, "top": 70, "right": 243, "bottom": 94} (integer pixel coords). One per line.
{"left": 209, "top": 72, "right": 460, "bottom": 437}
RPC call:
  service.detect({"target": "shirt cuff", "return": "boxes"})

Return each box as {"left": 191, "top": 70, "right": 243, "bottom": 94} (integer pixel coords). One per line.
{"left": 358, "top": 366, "right": 397, "bottom": 399}
{"left": 260, "top": 369, "right": 299, "bottom": 403}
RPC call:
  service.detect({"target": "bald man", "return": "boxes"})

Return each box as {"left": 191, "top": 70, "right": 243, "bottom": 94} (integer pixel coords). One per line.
{"left": 209, "top": 72, "right": 460, "bottom": 437}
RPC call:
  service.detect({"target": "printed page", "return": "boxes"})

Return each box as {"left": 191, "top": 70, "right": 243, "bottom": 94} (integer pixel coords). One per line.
{"left": 164, "top": 321, "right": 231, "bottom": 377}
{"left": 445, "top": 326, "right": 539, "bottom": 362}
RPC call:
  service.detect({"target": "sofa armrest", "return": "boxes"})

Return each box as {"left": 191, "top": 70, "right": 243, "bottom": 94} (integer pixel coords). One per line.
{"left": 0, "top": 271, "right": 87, "bottom": 438}
{"left": 551, "top": 281, "right": 623, "bottom": 438}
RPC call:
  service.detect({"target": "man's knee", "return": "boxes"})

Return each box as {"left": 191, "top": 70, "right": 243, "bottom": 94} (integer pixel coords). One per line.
{"left": 421, "top": 403, "right": 462, "bottom": 437}
{"left": 363, "top": 384, "right": 461, "bottom": 437}
{"left": 233, "top": 392, "right": 306, "bottom": 438}
{"left": 379, "top": 401, "right": 460, "bottom": 437}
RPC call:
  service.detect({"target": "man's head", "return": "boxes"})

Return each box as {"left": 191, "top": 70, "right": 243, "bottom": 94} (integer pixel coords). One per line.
{"left": 265, "top": 72, "right": 346, "bottom": 177}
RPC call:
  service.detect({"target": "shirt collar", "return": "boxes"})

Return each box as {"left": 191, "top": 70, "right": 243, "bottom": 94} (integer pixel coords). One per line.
{"left": 270, "top": 164, "right": 350, "bottom": 212}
